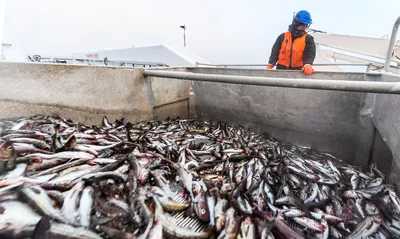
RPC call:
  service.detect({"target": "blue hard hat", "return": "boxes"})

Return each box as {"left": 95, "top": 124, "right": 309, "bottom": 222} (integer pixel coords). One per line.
{"left": 294, "top": 10, "right": 312, "bottom": 25}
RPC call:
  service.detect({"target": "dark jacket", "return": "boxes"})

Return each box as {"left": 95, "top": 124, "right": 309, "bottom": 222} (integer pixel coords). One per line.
{"left": 268, "top": 33, "right": 316, "bottom": 70}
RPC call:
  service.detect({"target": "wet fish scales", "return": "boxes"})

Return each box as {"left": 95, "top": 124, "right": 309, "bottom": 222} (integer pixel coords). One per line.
{"left": 0, "top": 116, "right": 400, "bottom": 239}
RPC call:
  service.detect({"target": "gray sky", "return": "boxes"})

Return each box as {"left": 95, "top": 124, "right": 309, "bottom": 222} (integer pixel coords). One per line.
{"left": 3, "top": 0, "right": 400, "bottom": 64}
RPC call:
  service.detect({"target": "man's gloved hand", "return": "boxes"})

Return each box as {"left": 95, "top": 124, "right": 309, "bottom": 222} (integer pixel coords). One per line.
{"left": 266, "top": 64, "right": 273, "bottom": 70}
{"left": 302, "top": 64, "right": 315, "bottom": 75}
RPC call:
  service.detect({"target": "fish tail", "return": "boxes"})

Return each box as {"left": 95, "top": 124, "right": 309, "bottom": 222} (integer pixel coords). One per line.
{"left": 32, "top": 216, "right": 51, "bottom": 239}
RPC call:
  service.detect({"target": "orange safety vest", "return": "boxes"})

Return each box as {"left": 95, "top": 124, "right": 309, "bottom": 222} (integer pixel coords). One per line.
{"left": 277, "top": 32, "right": 307, "bottom": 68}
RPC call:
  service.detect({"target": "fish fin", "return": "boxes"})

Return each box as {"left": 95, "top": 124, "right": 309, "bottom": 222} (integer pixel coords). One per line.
{"left": 101, "top": 116, "right": 110, "bottom": 127}
{"left": 62, "top": 135, "right": 77, "bottom": 151}
{"left": 125, "top": 123, "right": 134, "bottom": 143}
{"left": 32, "top": 216, "right": 51, "bottom": 239}
{"left": 54, "top": 133, "right": 76, "bottom": 152}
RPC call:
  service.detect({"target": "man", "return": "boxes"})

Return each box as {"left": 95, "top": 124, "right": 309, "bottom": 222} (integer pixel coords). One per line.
{"left": 266, "top": 10, "right": 316, "bottom": 75}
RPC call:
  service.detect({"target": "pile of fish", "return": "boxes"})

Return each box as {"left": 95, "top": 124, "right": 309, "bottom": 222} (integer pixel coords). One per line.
{"left": 0, "top": 114, "right": 399, "bottom": 239}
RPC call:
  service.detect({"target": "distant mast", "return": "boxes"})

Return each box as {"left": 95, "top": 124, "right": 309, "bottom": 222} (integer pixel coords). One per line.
{"left": 180, "top": 25, "right": 186, "bottom": 47}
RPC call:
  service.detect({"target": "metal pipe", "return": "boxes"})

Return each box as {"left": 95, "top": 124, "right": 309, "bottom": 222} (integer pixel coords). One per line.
{"left": 384, "top": 16, "right": 400, "bottom": 71}
{"left": 195, "top": 62, "right": 371, "bottom": 67}
{"left": 143, "top": 70, "right": 400, "bottom": 94}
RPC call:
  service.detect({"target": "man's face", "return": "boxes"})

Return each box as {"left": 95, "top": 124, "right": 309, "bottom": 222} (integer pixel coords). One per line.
{"left": 296, "top": 24, "right": 308, "bottom": 31}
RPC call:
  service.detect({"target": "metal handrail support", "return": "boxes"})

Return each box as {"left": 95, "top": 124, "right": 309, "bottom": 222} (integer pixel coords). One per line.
{"left": 143, "top": 70, "right": 400, "bottom": 94}
{"left": 384, "top": 16, "right": 400, "bottom": 71}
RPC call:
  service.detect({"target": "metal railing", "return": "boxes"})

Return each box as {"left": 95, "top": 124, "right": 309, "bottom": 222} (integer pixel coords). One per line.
{"left": 384, "top": 16, "right": 400, "bottom": 71}
{"left": 27, "top": 55, "right": 169, "bottom": 68}
{"left": 195, "top": 62, "right": 373, "bottom": 68}
{"left": 143, "top": 70, "right": 400, "bottom": 94}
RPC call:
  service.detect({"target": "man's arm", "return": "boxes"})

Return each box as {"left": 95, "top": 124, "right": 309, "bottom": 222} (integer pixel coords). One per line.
{"left": 268, "top": 33, "right": 285, "bottom": 66}
{"left": 303, "top": 34, "right": 316, "bottom": 65}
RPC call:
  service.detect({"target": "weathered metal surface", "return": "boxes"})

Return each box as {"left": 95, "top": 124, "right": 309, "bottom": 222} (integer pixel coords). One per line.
{"left": 0, "top": 100, "right": 151, "bottom": 126}
{"left": 187, "top": 68, "right": 367, "bottom": 164}
{"left": 146, "top": 68, "right": 191, "bottom": 107}
{"left": 0, "top": 62, "right": 190, "bottom": 125}
{"left": 371, "top": 73, "right": 400, "bottom": 186}
{"left": 154, "top": 100, "right": 188, "bottom": 121}
{"left": 371, "top": 130, "right": 393, "bottom": 180}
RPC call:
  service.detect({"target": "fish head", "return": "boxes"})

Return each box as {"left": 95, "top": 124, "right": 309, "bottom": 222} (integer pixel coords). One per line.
{"left": 343, "top": 190, "right": 358, "bottom": 199}
{"left": 320, "top": 216, "right": 328, "bottom": 227}
{"left": 59, "top": 126, "right": 71, "bottom": 134}
{"left": 373, "top": 214, "right": 383, "bottom": 223}
{"left": 86, "top": 159, "right": 97, "bottom": 166}
{"left": 193, "top": 183, "right": 202, "bottom": 195}
{"left": 138, "top": 157, "right": 151, "bottom": 167}
{"left": 221, "top": 183, "right": 235, "bottom": 194}
{"left": 0, "top": 141, "right": 15, "bottom": 159}
{"left": 83, "top": 185, "right": 94, "bottom": 195}
{"left": 195, "top": 192, "right": 210, "bottom": 223}
{"left": 138, "top": 168, "right": 149, "bottom": 185}
{"left": 244, "top": 216, "right": 254, "bottom": 226}
{"left": 214, "top": 180, "right": 223, "bottom": 188}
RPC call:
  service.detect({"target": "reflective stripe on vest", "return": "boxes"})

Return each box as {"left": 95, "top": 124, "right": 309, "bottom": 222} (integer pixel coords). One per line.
{"left": 277, "top": 32, "right": 307, "bottom": 68}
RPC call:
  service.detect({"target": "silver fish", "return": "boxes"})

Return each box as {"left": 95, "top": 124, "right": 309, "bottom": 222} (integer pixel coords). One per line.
{"left": 19, "top": 185, "right": 66, "bottom": 223}
{"left": 61, "top": 181, "right": 84, "bottom": 224}
{"left": 78, "top": 186, "right": 93, "bottom": 228}
{"left": 23, "top": 151, "right": 95, "bottom": 159}
{"left": 0, "top": 200, "right": 41, "bottom": 225}
{"left": 347, "top": 216, "right": 382, "bottom": 239}
{"left": 292, "top": 217, "right": 325, "bottom": 232}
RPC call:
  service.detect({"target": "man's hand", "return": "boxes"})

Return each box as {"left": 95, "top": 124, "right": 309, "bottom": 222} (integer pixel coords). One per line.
{"left": 266, "top": 64, "right": 273, "bottom": 70}
{"left": 302, "top": 64, "right": 315, "bottom": 75}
